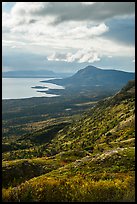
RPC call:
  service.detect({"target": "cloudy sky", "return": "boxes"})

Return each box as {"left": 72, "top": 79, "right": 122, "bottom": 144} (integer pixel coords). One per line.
{"left": 2, "top": 2, "right": 135, "bottom": 73}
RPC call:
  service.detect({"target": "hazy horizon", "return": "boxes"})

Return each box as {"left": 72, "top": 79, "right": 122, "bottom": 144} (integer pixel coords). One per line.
{"left": 2, "top": 65, "right": 135, "bottom": 74}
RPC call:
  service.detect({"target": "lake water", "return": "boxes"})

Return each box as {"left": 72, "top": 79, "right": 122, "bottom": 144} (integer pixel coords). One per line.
{"left": 2, "top": 78, "right": 64, "bottom": 99}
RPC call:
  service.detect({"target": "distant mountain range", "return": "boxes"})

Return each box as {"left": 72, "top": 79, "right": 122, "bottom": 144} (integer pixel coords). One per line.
{"left": 41, "top": 65, "right": 135, "bottom": 98}
{"left": 2, "top": 70, "right": 73, "bottom": 78}
{"left": 3, "top": 66, "right": 135, "bottom": 100}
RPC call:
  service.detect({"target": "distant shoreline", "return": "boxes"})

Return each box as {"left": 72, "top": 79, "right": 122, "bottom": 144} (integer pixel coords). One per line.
{"left": 2, "top": 77, "right": 64, "bottom": 100}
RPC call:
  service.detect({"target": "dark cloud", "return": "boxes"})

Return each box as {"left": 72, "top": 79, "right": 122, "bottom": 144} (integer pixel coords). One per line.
{"left": 103, "top": 17, "right": 135, "bottom": 45}
{"left": 28, "top": 2, "right": 135, "bottom": 25}
{"left": 28, "top": 19, "right": 37, "bottom": 24}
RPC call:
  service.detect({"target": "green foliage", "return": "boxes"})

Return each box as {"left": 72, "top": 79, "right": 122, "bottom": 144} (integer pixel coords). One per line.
{"left": 2, "top": 80, "right": 135, "bottom": 202}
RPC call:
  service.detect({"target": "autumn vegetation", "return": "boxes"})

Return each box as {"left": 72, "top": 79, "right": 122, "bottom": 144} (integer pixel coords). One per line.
{"left": 2, "top": 80, "right": 135, "bottom": 202}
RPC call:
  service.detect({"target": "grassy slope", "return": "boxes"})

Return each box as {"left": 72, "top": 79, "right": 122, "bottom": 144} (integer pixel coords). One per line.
{"left": 2, "top": 80, "right": 135, "bottom": 202}
{"left": 47, "top": 81, "right": 135, "bottom": 154}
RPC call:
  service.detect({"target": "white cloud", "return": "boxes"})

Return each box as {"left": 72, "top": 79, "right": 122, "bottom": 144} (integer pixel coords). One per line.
{"left": 47, "top": 52, "right": 68, "bottom": 62}
{"left": 47, "top": 48, "right": 100, "bottom": 63}
{"left": 2, "top": 2, "right": 135, "bottom": 69}
{"left": 6, "top": 2, "right": 135, "bottom": 27}
{"left": 67, "top": 23, "right": 109, "bottom": 38}
{"left": 80, "top": 2, "right": 96, "bottom": 5}
{"left": 2, "top": 12, "right": 11, "bottom": 29}
{"left": 11, "top": 2, "right": 46, "bottom": 16}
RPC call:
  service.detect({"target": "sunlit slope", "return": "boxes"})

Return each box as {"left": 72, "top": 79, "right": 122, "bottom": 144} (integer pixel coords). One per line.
{"left": 2, "top": 80, "right": 135, "bottom": 202}
{"left": 47, "top": 80, "right": 135, "bottom": 154}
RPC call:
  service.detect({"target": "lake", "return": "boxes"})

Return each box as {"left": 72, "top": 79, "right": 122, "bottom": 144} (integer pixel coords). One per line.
{"left": 2, "top": 78, "right": 64, "bottom": 99}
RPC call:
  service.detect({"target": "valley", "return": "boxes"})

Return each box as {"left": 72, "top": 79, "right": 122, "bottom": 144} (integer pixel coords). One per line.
{"left": 2, "top": 76, "right": 135, "bottom": 202}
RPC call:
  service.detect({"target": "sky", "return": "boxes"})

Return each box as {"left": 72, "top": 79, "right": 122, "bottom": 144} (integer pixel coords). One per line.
{"left": 2, "top": 2, "right": 135, "bottom": 73}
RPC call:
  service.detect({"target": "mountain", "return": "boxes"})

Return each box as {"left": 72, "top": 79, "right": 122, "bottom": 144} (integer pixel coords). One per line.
{"left": 2, "top": 80, "right": 135, "bottom": 202}
{"left": 42, "top": 65, "right": 135, "bottom": 97}
{"left": 2, "top": 70, "right": 73, "bottom": 78}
